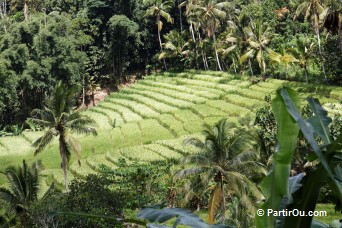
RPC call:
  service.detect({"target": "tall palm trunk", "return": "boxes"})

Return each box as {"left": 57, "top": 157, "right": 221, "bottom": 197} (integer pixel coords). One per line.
{"left": 248, "top": 59, "right": 254, "bottom": 76}
{"left": 304, "top": 64, "right": 309, "bottom": 84}
{"left": 24, "top": 0, "right": 28, "bottom": 20}
{"left": 221, "top": 176, "right": 226, "bottom": 223}
{"left": 190, "top": 23, "right": 199, "bottom": 69}
{"left": 59, "top": 135, "right": 69, "bottom": 192}
{"left": 212, "top": 33, "right": 223, "bottom": 71}
{"left": 157, "top": 16, "right": 168, "bottom": 71}
{"left": 178, "top": 0, "right": 183, "bottom": 32}
{"left": 197, "top": 31, "right": 208, "bottom": 70}
{"left": 314, "top": 22, "right": 327, "bottom": 81}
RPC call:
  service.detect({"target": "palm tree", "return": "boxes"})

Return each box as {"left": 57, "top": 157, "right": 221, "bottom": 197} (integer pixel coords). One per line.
{"left": 175, "top": 119, "right": 265, "bottom": 224}
{"left": 290, "top": 35, "right": 316, "bottom": 83}
{"left": 240, "top": 19, "right": 272, "bottom": 75}
{"left": 28, "top": 81, "right": 97, "bottom": 192}
{"left": 294, "top": 0, "right": 329, "bottom": 80}
{"left": 159, "top": 30, "right": 189, "bottom": 63}
{"left": 144, "top": 0, "right": 174, "bottom": 70}
{"left": 0, "top": 160, "right": 40, "bottom": 215}
{"left": 221, "top": 13, "right": 249, "bottom": 74}
{"left": 268, "top": 45, "right": 299, "bottom": 75}
{"left": 192, "top": 0, "right": 231, "bottom": 71}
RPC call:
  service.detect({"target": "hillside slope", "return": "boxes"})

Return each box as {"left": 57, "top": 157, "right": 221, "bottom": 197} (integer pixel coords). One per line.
{"left": 0, "top": 71, "right": 341, "bottom": 187}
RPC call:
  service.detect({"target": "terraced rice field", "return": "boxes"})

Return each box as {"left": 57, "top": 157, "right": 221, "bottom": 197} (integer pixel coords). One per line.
{"left": 0, "top": 71, "right": 341, "bottom": 189}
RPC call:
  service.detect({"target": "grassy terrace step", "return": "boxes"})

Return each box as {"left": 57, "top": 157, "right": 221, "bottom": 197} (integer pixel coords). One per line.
{"left": 69, "top": 159, "right": 97, "bottom": 179}
{"left": 236, "top": 88, "right": 268, "bottom": 101}
{"left": 89, "top": 106, "right": 125, "bottom": 126}
{"left": 156, "top": 135, "right": 202, "bottom": 156}
{"left": 121, "top": 86, "right": 193, "bottom": 108}
{"left": 119, "top": 146, "right": 164, "bottom": 162}
{"left": 83, "top": 110, "right": 112, "bottom": 129}
{"left": 191, "top": 104, "right": 226, "bottom": 118}
{"left": 249, "top": 84, "right": 277, "bottom": 93}
{"left": 97, "top": 102, "right": 143, "bottom": 123}
{"left": 205, "top": 100, "right": 250, "bottom": 117}
{"left": 174, "top": 78, "right": 238, "bottom": 93}
{"left": 120, "top": 122, "right": 141, "bottom": 146}
{"left": 0, "top": 136, "right": 33, "bottom": 155}
{"left": 223, "top": 94, "right": 266, "bottom": 109}
{"left": 144, "top": 144, "right": 183, "bottom": 159}
{"left": 132, "top": 83, "right": 207, "bottom": 104}
{"left": 155, "top": 114, "right": 189, "bottom": 137}
{"left": 86, "top": 154, "right": 117, "bottom": 171}
{"left": 139, "top": 80, "right": 219, "bottom": 99}
{"left": 104, "top": 98, "right": 159, "bottom": 119}
{"left": 139, "top": 119, "right": 174, "bottom": 143}
{"left": 112, "top": 93, "right": 178, "bottom": 113}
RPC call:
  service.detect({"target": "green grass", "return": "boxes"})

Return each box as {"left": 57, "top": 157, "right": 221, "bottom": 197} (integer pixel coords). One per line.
{"left": 315, "top": 204, "right": 342, "bottom": 224}
{"left": 0, "top": 70, "right": 341, "bottom": 191}
{"left": 156, "top": 114, "right": 189, "bottom": 136}
{"left": 139, "top": 119, "right": 174, "bottom": 143}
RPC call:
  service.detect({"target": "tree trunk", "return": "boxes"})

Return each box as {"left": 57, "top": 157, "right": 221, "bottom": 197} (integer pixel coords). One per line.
{"left": 248, "top": 59, "right": 254, "bottom": 76}
{"left": 221, "top": 177, "right": 225, "bottom": 223}
{"left": 197, "top": 31, "right": 208, "bottom": 70}
{"left": 190, "top": 24, "right": 199, "bottom": 69}
{"left": 157, "top": 17, "right": 167, "bottom": 71}
{"left": 304, "top": 64, "right": 309, "bottom": 84}
{"left": 24, "top": 0, "right": 28, "bottom": 20}
{"left": 59, "top": 136, "right": 69, "bottom": 192}
{"left": 212, "top": 33, "right": 223, "bottom": 71}
{"left": 178, "top": 0, "right": 183, "bottom": 32}
{"left": 315, "top": 23, "right": 327, "bottom": 82}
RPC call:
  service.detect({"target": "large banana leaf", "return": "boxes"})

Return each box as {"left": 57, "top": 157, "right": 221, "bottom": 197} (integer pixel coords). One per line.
{"left": 138, "top": 207, "right": 231, "bottom": 228}
{"left": 280, "top": 91, "right": 342, "bottom": 200}
{"left": 256, "top": 87, "right": 300, "bottom": 228}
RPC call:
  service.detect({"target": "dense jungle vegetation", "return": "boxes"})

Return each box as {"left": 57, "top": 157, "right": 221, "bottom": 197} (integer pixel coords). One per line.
{"left": 0, "top": 0, "right": 341, "bottom": 128}
{"left": 0, "top": 0, "right": 341, "bottom": 227}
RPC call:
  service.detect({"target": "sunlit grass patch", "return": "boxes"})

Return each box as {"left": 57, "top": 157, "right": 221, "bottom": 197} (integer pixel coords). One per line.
{"left": 224, "top": 94, "right": 265, "bottom": 109}
{"left": 205, "top": 100, "right": 250, "bottom": 116}
{"left": 105, "top": 98, "right": 159, "bottom": 119}
{"left": 0, "top": 136, "right": 35, "bottom": 156}
{"left": 139, "top": 119, "right": 174, "bottom": 143}
{"left": 191, "top": 104, "right": 225, "bottom": 118}
{"left": 97, "top": 103, "right": 142, "bottom": 123}
{"left": 156, "top": 114, "right": 189, "bottom": 136}
{"left": 120, "top": 122, "right": 141, "bottom": 146}
{"left": 86, "top": 154, "right": 117, "bottom": 171}
{"left": 144, "top": 144, "right": 182, "bottom": 159}
{"left": 120, "top": 146, "right": 164, "bottom": 162}
{"left": 173, "top": 110, "right": 202, "bottom": 122}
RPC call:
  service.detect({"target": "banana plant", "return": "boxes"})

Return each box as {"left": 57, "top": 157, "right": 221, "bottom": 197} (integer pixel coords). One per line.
{"left": 256, "top": 87, "right": 342, "bottom": 228}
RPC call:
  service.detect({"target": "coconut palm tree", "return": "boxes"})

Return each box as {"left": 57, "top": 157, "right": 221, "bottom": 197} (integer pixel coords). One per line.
{"left": 290, "top": 35, "right": 316, "bottom": 83}
{"left": 174, "top": 119, "right": 265, "bottom": 224}
{"left": 240, "top": 19, "right": 272, "bottom": 75}
{"left": 28, "top": 81, "right": 97, "bottom": 192}
{"left": 159, "top": 30, "right": 189, "bottom": 63}
{"left": 191, "top": 0, "right": 231, "bottom": 71}
{"left": 0, "top": 160, "right": 40, "bottom": 215}
{"left": 294, "top": 0, "right": 329, "bottom": 80}
{"left": 144, "top": 0, "right": 174, "bottom": 70}
{"left": 268, "top": 45, "right": 299, "bottom": 75}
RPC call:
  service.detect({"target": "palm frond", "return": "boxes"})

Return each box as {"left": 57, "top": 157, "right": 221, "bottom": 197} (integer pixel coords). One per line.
{"left": 32, "top": 129, "right": 56, "bottom": 155}
{"left": 208, "top": 183, "right": 223, "bottom": 224}
{"left": 174, "top": 167, "right": 211, "bottom": 180}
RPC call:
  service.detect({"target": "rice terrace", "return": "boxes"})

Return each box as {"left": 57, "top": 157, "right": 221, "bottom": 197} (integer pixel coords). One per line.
{"left": 0, "top": 0, "right": 342, "bottom": 227}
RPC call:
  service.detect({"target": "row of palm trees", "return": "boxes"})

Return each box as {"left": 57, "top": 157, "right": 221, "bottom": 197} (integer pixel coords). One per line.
{"left": 145, "top": 0, "right": 341, "bottom": 81}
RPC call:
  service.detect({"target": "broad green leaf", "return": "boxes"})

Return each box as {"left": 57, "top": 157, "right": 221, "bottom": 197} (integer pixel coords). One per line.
{"left": 306, "top": 98, "right": 332, "bottom": 145}
{"left": 256, "top": 87, "right": 300, "bottom": 228}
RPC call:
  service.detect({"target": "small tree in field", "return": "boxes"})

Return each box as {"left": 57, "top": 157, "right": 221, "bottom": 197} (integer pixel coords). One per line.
{"left": 29, "top": 81, "right": 97, "bottom": 192}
